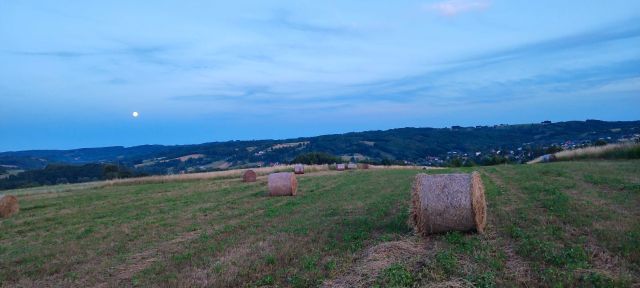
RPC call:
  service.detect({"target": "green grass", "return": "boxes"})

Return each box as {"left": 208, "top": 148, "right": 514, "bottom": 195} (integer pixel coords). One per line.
{"left": 0, "top": 170, "right": 417, "bottom": 287}
{"left": 1, "top": 160, "right": 639, "bottom": 287}
{"left": 472, "top": 160, "right": 640, "bottom": 287}
{"left": 375, "top": 263, "right": 414, "bottom": 287}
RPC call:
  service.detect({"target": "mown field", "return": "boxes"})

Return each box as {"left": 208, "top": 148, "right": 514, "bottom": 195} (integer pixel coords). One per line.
{"left": 0, "top": 160, "right": 639, "bottom": 287}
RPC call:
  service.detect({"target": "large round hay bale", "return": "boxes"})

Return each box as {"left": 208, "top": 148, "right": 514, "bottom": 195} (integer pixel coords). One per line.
{"left": 347, "top": 163, "right": 357, "bottom": 170}
{"left": 411, "top": 172, "right": 486, "bottom": 236}
{"left": 243, "top": 170, "right": 257, "bottom": 182}
{"left": 268, "top": 172, "right": 297, "bottom": 196}
{"left": 336, "top": 163, "right": 346, "bottom": 171}
{"left": 360, "top": 163, "right": 370, "bottom": 169}
{"left": 0, "top": 195, "right": 19, "bottom": 218}
{"left": 294, "top": 164, "right": 304, "bottom": 174}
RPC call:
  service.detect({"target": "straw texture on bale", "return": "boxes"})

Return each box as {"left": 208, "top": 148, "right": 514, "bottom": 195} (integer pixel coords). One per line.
{"left": 336, "top": 164, "right": 346, "bottom": 171}
{"left": 268, "top": 172, "right": 298, "bottom": 196}
{"left": 0, "top": 195, "right": 19, "bottom": 218}
{"left": 347, "top": 163, "right": 357, "bottom": 170}
{"left": 242, "top": 170, "right": 257, "bottom": 182}
{"left": 411, "top": 172, "right": 486, "bottom": 235}
{"left": 294, "top": 164, "right": 304, "bottom": 174}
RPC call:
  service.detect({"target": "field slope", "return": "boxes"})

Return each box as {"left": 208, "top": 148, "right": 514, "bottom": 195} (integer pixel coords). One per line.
{"left": 1, "top": 161, "right": 639, "bottom": 287}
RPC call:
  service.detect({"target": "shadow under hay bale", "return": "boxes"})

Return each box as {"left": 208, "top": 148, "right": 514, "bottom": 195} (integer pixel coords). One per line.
{"left": 336, "top": 163, "right": 346, "bottom": 171}
{"left": 294, "top": 164, "right": 304, "bottom": 174}
{"left": 267, "top": 172, "right": 297, "bottom": 196}
{"left": 411, "top": 172, "right": 486, "bottom": 236}
{"left": 242, "top": 170, "right": 257, "bottom": 182}
{"left": 0, "top": 195, "right": 19, "bottom": 218}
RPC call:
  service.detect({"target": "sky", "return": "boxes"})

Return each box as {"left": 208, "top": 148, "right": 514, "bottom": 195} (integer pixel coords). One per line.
{"left": 1, "top": 0, "right": 639, "bottom": 151}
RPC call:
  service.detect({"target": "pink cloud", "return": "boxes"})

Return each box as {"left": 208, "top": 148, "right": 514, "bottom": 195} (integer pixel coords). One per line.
{"left": 425, "top": 0, "right": 491, "bottom": 16}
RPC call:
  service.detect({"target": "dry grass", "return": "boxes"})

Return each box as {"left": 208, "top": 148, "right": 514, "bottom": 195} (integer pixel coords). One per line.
{"left": 322, "top": 239, "right": 427, "bottom": 287}
{"left": 528, "top": 142, "right": 640, "bottom": 164}
{"left": 369, "top": 165, "right": 441, "bottom": 170}
{"left": 2, "top": 164, "right": 434, "bottom": 197}
{"left": 2, "top": 165, "right": 331, "bottom": 197}
{"left": 110, "top": 164, "right": 329, "bottom": 185}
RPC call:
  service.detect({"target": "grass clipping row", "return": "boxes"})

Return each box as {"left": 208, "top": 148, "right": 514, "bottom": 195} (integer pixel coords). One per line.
{"left": 0, "top": 195, "right": 19, "bottom": 218}
{"left": 411, "top": 172, "right": 486, "bottom": 235}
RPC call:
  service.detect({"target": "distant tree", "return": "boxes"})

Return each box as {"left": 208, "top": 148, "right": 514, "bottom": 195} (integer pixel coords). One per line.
{"left": 449, "top": 158, "right": 462, "bottom": 167}
{"left": 103, "top": 165, "right": 120, "bottom": 179}
{"left": 480, "top": 155, "right": 509, "bottom": 166}
{"left": 463, "top": 159, "right": 475, "bottom": 167}
{"left": 380, "top": 158, "right": 393, "bottom": 166}
{"left": 544, "top": 145, "right": 563, "bottom": 154}
{"left": 291, "top": 152, "right": 341, "bottom": 165}
{"left": 594, "top": 139, "right": 608, "bottom": 146}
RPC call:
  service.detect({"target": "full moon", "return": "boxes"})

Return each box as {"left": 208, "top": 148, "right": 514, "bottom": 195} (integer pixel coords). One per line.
{"left": 132, "top": 111, "right": 139, "bottom": 118}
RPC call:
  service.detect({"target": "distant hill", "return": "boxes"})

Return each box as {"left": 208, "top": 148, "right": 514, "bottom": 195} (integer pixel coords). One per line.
{"left": 1, "top": 120, "right": 639, "bottom": 176}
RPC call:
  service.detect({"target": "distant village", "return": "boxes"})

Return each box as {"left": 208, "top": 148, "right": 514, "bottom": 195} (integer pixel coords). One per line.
{"left": 423, "top": 121, "right": 640, "bottom": 167}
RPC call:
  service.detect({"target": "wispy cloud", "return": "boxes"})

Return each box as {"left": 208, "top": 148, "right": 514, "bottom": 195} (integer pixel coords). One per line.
{"left": 5, "top": 42, "right": 181, "bottom": 67}
{"left": 259, "top": 10, "right": 357, "bottom": 37}
{"left": 355, "top": 17, "right": 640, "bottom": 93}
{"left": 425, "top": 0, "right": 491, "bottom": 16}
{"left": 169, "top": 19, "right": 640, "bottom": 111}
{"left": 170, "top": 85, "right": 275, "bottom": 101}
{"left": 8, "top": 50, "right": 100, "bottom": 58}
{"left": 448, "top": 17, "right": 640, "bottom": 67}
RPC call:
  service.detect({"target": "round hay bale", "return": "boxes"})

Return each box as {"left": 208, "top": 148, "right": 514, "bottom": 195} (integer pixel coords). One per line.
{"left": 243, "top": 170, "right": 257, "bottom": 182}
{"left": 347, "top": 163, "right": 357, "bottom": 170}
{"left": 0, "top": 195, "right": 19, "bottom": 218}
{"left": 360, "top": 163, "right": 370, "bottom": 169}
{"left": 541, "top": 154, "right": 557, "bottom": 163}
{"left": 294, "top": 164, "right": 304, "bottom": 174}
{"left": 268, "top": 172, "right": 297, "bottom": 196}
{"left": 411, "top": 172, "right": 486, "bottom": 236}
{"left": 336, "top": 163, "right": 346, "bottom": 171}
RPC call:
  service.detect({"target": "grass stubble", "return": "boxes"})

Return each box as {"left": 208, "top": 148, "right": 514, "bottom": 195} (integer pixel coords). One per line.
{"left": 0, "top": 160, "right": 638, "bottom": 287}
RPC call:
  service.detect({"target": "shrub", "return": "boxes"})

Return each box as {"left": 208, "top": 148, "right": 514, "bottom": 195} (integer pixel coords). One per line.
{"left": 291, "top": 152, "right": 341, "bottom": 165}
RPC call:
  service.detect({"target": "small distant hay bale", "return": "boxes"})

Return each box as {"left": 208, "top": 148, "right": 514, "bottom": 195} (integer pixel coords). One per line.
{"left": 294, "top": 164, "right": 304, "bottom": 174}
{"left": 360, "top": 163, "right": 370, "bottom": 169}
{"left": 242, "top": 170, "right": 257, "bottom": 182}
{"left": 336, "top": 163, "right": 346, "bottom": 171}
{"left": 268, "top": 172, "right": 297, "bottom": 196}
{"left": 347, "top": 163, "right": 357, "bottom": 170}
{"left": 0, "top": 195, "right": 19, "bottom": 218}
{"left": 411, "top": 172, "right": 486, "bottom": 236}
{"left": 541, "top": 154, "right": 557, "bottom": 163}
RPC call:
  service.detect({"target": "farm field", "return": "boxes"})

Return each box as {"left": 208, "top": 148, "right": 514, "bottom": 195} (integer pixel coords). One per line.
{"left": 1, "top": 160, "right": 639, "bottom": 287}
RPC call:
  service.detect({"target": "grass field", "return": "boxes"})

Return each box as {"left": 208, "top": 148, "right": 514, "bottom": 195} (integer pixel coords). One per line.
{"left": 1, "top": 160, "right": 639, "bottom": 287}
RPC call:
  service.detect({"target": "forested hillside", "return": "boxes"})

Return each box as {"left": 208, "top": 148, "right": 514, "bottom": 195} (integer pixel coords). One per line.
{"left": 0, "top": 120, "right": 638, "bottom": 186}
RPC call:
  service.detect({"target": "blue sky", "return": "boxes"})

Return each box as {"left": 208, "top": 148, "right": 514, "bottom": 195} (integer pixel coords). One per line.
{"left": 1, "top": 0, "right": 639, "bottom": 151}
